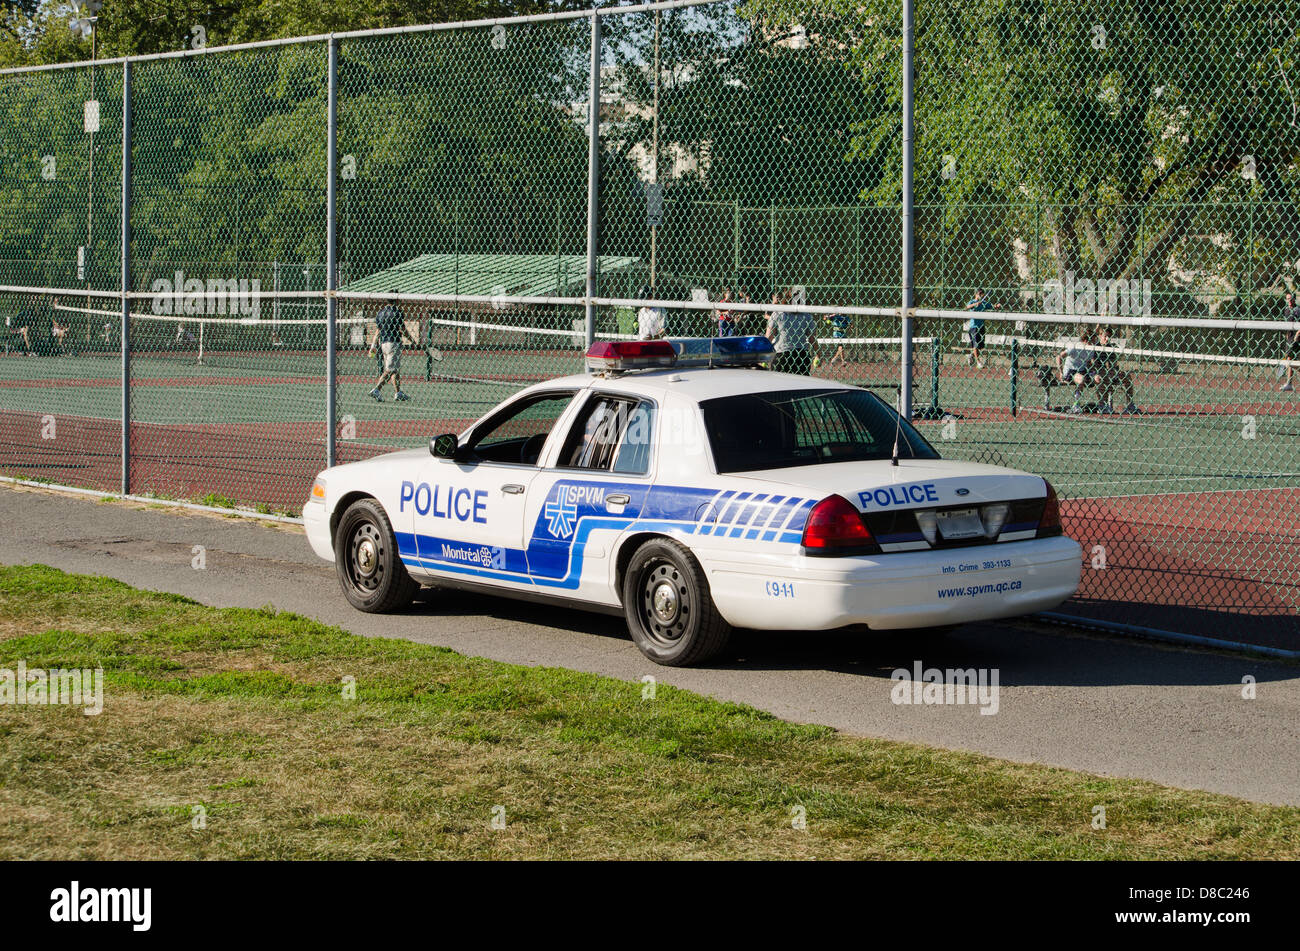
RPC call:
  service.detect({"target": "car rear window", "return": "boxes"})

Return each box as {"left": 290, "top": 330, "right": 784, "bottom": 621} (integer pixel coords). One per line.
{"left": 700, "top": 388, "right": 940, "bottom": 473}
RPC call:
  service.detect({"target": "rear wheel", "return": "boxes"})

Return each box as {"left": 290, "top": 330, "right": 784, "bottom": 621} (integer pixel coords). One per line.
{"left": 622, "top": 538, "right": 732, "bottom": 666}
{"left": 334, "top": 498, "right": 419, "bottom": 613}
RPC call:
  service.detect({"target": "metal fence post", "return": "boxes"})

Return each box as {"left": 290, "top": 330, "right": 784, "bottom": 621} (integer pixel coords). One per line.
{"left": 120, "top": 58, "right": 132, "bottom": 495}
{"left": 899, "top": 0, "right": 915, "bottom": 420}
{"left": 584, "top": 9, "right": 600, "bottom": 348}
{"left": 732, "top": 198, "right": 740, "bottom": 286}
{"left": 326, "top": 35, "right": 339, "bottom": 468}
{"left": 769, "top": 205, "right": 776, "bottom": 291}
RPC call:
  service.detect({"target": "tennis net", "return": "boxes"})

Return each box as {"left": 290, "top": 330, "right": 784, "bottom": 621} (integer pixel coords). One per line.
{"left": 991, "top": 331, "right": 1298, "bottom": 420}
{"left": 41, "top": 300, "right": 946, "bottom": 405}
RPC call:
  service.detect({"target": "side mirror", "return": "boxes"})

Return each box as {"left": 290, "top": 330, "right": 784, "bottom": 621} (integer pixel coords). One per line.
{"left": 429, "top": 433, "right": 459, "bottom": 459}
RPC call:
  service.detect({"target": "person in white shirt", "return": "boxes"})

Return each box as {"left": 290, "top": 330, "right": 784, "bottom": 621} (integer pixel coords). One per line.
{"left": 636, "top": 285, "right": 665, "bottom": 340}
{"left": 766, "top": 288, "right": 818, "bottom": 375}
{"left": 1055, "top": 329, "right": 1099, "bottom": 414}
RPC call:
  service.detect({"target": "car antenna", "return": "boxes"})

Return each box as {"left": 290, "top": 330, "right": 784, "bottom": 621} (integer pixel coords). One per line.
{"left": 891, "top": 389, "right": 905, "bottom": 467}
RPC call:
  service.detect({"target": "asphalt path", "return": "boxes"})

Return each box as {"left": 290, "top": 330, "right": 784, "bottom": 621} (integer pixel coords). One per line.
{"left": 2, "top": 483, "right": 1296, "bottom": 805}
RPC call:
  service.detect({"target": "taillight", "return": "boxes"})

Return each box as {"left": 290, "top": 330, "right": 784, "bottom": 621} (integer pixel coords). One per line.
{"left": 1037, "top": 480, "right": 1062, "bottom": 537}
{"left": 802, "top": 495, "right": 877, "bottom": 553}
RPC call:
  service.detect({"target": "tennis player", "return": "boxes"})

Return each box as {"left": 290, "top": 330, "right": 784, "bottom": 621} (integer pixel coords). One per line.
{"left": 1282, "top": 291, "right": 1299, "bottom": 393}
{"left": 822, "top": 313, "right": 850, "bottom": 369}
{"left": 964, "top": 289, "right": 990, "bottom": 368}
{"left": 369, "top": 291, "right": 418, "bottom": 403}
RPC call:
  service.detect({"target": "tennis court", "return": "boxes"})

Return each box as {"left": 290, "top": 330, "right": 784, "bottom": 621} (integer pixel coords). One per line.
{"left": 911, "top": 331, "right": 1299, "bottom": 643}
{"left": 0, "top": 311, "right": 567, "bottom": 507}
{"left": 0, "top": 310, "right": 944, "bottom": 504}
{"left": 1, "top": 307, "right": 1295, "bottom": 642}
{"left": 3, "top": 310, "right": 1293, "bottom": 503}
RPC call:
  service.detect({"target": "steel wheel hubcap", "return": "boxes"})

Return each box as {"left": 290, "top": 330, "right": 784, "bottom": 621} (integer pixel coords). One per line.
{"left": 651, "top": 581, "right": 678, "bottom": 624}
{"left": 641, "top": 562, "right": 689, "bottom": 646}
{"left": 356, "top": 539, "right": 377, "bottom": 577}
{"left": 350, "top": 523, "right": 384, "bottom": 592}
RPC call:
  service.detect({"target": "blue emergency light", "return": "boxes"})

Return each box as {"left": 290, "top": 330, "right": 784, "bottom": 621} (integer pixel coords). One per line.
{"left": 670, "top": 335, "right": 776, "bottom": 368}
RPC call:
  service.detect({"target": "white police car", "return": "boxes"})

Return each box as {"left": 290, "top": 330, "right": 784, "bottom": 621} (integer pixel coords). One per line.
{"left": 305, "top": 337, "right": 1081, "bottom": 666}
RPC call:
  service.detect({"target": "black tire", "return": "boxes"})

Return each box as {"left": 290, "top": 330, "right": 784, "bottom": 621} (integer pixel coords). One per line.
{"left": 622, "top": 538, "right": 732, "bottom": 666}
{"left": 334, "top": 497, "right": 419, "bottom": 613}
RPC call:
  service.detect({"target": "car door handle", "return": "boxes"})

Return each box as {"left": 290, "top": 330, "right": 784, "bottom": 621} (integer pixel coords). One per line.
{"left": 501, "top": 484, "right": 525, "bottom": 495}
{"left": 605, "top": 493, "right": 631, "bottom": 506}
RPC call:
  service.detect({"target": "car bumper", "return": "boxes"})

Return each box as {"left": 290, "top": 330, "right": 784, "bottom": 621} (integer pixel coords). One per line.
{"left": 304, "top": 501, "right": 333, "bottom": 561}
{"left": 703, "top": 535, "right": 1082, "bottom": 631}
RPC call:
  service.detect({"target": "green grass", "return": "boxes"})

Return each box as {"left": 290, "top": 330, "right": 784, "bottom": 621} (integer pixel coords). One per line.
{"left": 1, "top": 564, "right": 1297, "bottom": 859}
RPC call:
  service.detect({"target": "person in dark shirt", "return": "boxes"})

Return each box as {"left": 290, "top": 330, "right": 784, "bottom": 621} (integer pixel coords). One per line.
{"left": 821, "top": 313, "right": 851, "bottom": 369}
{"left": 1091, "top": 325, "right": 1138, "bottom": 414}
{"left": 1282, "top": 291, "right": 1299, "bottom": 393}
{"left": 8, "top": 305, "right": 34, "bottom": 355}
{"left": 368, "top": 291, "right": 418, "bottom": 402}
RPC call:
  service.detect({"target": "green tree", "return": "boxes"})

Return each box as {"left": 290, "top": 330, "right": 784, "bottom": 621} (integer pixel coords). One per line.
{"left": 599, "top": 3, "right": 886, "bottom": 298}
{"left": 1, "top": 1, "right": 590, "bottom": 66}
{"left": 753, "top": 0, "right": 1300, "bottom": 307}
{"left": 0, "top": 1, "right": 620, "bottom": 287}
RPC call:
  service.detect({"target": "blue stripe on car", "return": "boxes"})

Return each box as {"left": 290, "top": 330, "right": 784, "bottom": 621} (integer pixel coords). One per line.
{"left": 398, "top": 480, "right": 808, "bottom": 589}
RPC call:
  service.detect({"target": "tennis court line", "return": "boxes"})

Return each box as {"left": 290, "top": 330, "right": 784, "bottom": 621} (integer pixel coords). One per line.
{"left": 1052, "top": 473, "right": 1300, "bottom": 492}
{"left": 984, "top": 440, "right": 1293, "bottom": 459}
{"left": 994, "top": 455, "right": 1284, "bottom": 475}
{"left": 1056, "top": 485, "right": 1300, "bottom": 503}
{"left": 1017, "top": 406, "right": 1297, "bottom": 432}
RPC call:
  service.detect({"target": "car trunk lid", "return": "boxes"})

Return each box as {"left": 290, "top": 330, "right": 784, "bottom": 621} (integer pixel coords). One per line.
{"left": 732, "top": 459, "right": 1052, "bottom": 551}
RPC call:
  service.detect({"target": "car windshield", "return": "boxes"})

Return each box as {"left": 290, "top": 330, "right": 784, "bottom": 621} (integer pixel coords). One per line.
{"left": 700, "top": 388, "right": 940, "bottom": 473}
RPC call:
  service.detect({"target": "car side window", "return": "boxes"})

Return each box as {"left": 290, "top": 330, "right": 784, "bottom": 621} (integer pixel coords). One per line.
{"left": 558, "top": 396, "right": 654, "bottom": 474}
{"left": 466, "top": 392, "right": 575, "bottom": 465}
{"left": 612, "top": 402, "right": 655, "bottom": 474}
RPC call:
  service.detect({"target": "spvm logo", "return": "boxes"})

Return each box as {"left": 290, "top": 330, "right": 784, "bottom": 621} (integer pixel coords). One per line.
{"left": 543, "top": 484, "right": 606, "bottom": 539}
{"left": 544, "top": 496, "right": 578, "bottom": 539}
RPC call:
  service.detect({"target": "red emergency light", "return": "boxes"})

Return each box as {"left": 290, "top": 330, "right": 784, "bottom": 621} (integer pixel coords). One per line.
{"left": 585, "top": 340, "right": 678, "bottom": 374}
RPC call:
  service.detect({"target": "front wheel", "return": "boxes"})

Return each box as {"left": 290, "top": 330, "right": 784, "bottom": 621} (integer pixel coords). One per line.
{"left": 622, "top": 538, "right": 732, "bottom": 666}
{"left": 334, "top": 498, "right": 419, "bottom": 613}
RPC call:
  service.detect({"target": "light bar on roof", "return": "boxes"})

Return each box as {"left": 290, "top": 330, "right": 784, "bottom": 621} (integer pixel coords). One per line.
{"left": 585, "top": 340, "right": 677, "bottom": 374}
{"left": 671, "top": 335, "right": 776, "bottom": 368}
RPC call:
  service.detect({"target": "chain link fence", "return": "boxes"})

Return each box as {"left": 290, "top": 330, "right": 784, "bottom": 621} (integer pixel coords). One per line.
{"left": 0, "top": 0, "right": 1295, "bottom": 645}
